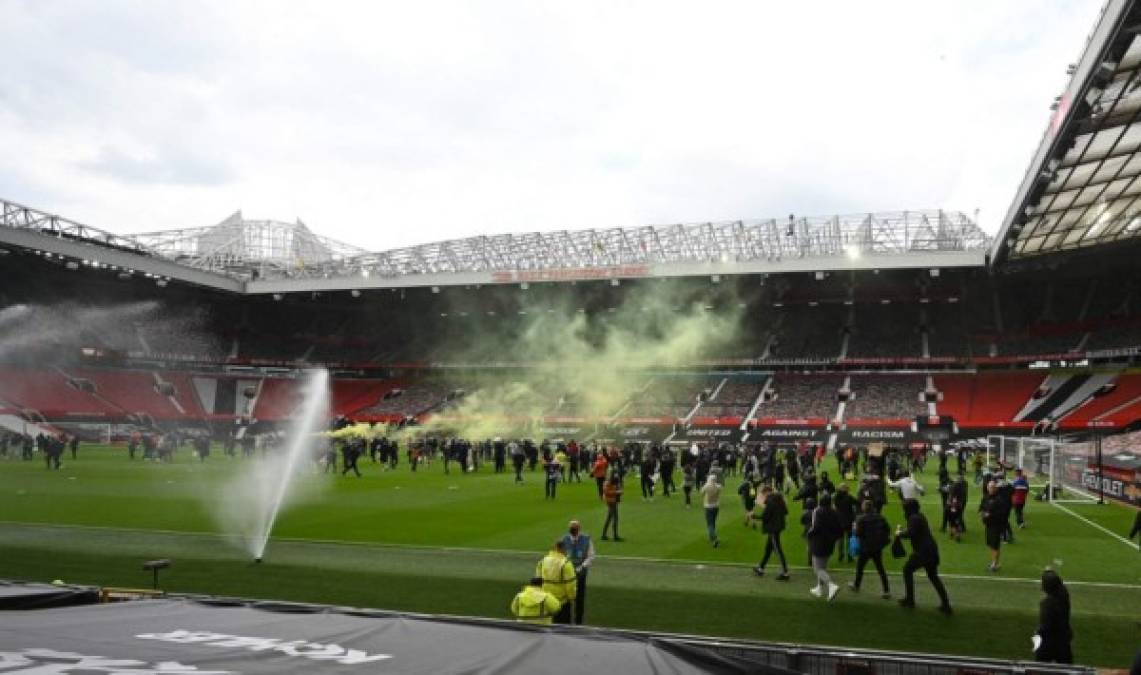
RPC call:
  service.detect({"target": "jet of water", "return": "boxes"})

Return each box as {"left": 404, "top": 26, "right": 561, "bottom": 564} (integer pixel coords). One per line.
{"left": 249, "top": 369, "right": 330, "bottom": 561}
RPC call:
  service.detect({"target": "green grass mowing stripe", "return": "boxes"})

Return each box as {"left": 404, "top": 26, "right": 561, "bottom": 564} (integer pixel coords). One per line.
{"left": 1050, "top": 501, "right": 1139, "bottom": 548}
{"left": 5, "top": 519, "right": 1139, "bottom": 590}
{"left": 1, "top": 537, "right": 1138, "bottom": 668}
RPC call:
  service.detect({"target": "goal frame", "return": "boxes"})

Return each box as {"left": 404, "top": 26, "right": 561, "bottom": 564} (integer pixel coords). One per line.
{"left": 985, "top": 434, "right": 1101, "bottom": 504}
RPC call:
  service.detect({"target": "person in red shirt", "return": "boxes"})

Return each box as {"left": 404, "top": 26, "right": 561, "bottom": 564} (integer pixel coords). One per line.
{"left": 1011, "top": 468, "right": 1030, "bottom": 529}
{"left": 601, "top": 475, "right": 624, "bottom": 541}
{"left": 591, "top": 454, "right": 609, "bottom": 498}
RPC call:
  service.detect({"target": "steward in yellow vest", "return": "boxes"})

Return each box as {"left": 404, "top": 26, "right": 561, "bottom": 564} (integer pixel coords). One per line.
{"left": 536, "top": 540, "right": 577, "bottom": 623}
{"left": 510, "top": 576, "right": 562, "bottom": 624}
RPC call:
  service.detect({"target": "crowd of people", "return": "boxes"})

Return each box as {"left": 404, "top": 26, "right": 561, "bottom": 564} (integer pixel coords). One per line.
{"left": 9, "top": 419, "right": 1110, "bottom": 665}
{"left": 0, "top": 430, "right": 78, "bottom": 468}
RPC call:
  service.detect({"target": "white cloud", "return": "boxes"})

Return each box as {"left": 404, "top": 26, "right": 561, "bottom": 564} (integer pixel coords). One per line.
{"left": 0, "top": 0, "right": 1103, "bottom": 249}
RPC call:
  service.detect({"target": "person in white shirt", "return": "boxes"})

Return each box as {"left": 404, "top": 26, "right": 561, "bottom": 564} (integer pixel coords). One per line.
{"left": 888, "top": 471, "right": 925, "bottom": 501}
{"left": 701, "top": 475, "right": 723, "bottom": 548}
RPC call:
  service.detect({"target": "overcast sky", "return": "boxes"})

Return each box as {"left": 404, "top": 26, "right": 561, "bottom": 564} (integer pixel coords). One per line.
{"left": 0, "top": 0, "right": 1103, "bottom": 251}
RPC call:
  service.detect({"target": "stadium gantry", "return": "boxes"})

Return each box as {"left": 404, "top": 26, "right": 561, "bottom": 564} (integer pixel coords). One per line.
{"left": 1, "top": 197, "right": 990, "bottom": 293}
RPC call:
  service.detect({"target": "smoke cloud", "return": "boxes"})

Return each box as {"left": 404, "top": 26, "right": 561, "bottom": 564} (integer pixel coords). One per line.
{"left": 385, "top": 279, "right": 749, "bottom": 440}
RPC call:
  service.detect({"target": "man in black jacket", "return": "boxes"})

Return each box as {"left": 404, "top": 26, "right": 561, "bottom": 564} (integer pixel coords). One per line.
{"left": 834, "top": 484, "right": 857, "bottom": 563}
{"left": 1035, "top": 569, "right": 1073, "bottom": 663}
{"left": 980, "top": 481, "right": 1004, "bottom": 572}
{"left": 753, "top": 486, "right": 790, "bottom": 581}
{"left": 896, "top": 498, "right": 952, "bottom": 614}
{"left": 849, "top": 499, "right": 891, "bottom": 598}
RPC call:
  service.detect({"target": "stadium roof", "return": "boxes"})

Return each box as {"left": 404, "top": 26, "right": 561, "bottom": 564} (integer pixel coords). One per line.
{"left": 0, "top": 198, "right": 990, "bottom": 293}
{"left": 131, "top": 211, "right": 369, "bottom": 277}
{"left": 993, "top": 0, "right": 1141, "bottom": 264}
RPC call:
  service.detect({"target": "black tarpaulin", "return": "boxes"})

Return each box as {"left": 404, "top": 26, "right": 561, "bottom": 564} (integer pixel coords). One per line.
{"left": 0, "top": 581, "right": 99, "bottom": 610}
{"left": 0, "top": 598, "right": 791, "bottom": 674}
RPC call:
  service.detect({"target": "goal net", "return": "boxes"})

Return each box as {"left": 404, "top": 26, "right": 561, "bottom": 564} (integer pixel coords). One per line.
{"left": 985, "top": 435, "right": 1099, "bottom": 504}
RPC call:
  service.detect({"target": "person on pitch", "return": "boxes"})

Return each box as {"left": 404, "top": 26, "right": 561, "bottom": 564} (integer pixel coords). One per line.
{"left": 896, "top": 498, "right": 952, "bottom": 614}
{"left": 560, "top": 520, "right": 595, "bottom": 624}
{"left": 1034, "top": 569, "right": 1073, "bottom": 664}
{"left": 980, "top": 481, "right": 1004, "bottom": 572}
{"left": 601, "top": 474, "right": 624, "bottom": 541}
{"left": 753, "top": 485, "right": 790, "bottom": 580}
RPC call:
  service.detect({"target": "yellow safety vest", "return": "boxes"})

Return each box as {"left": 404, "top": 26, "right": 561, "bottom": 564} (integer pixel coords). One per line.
{"left": 510, "top": 586, "right": 562, "bottom": 624}
{"left": 536, "top": 551, "right": 577, "bottom": 602}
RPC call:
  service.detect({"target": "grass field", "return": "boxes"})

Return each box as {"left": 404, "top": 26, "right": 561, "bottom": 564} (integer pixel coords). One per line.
{"left": 1, "top": 445, "right": 1138, "bottom": 667}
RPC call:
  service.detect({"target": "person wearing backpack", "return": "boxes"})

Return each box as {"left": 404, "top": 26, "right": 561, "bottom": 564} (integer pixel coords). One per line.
{"left": 849, "top": 500, "right": 891, "bottom": 599}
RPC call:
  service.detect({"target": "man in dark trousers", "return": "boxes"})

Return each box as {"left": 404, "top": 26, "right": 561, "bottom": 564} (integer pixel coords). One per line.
{"left": 850, "top": 499, "right": 891, "bottom": 598}
{"left": 601, "top": 475, "right": 623, "bottom": 541}
{"left": 896, "top": 498, "right": 952, "bottom": 614}
{"left": 341, "top": 440, "right": 362, "bottom": 477}
{"left": 833, "top": 483, "right": 857, "bottom": 563}
{"left": 980, "top": 481, "right": 1004, "bottom": 573}
{"left": 69, "top": 435, "right": 79, "bottom": 460}
{"left": 560, "top": 520, "right": 595, "bottom": 625}
{"left": 543, "top": 452, "right": 560, "bottom": 500}
{"left": 660, "top": 447, "right": 676, "bottom": 497}
{"left": 493, "top": 438, "right": 506, "bottom": 473}
{"left": 753, "top": 485, "right": 790, "bottom": 580}
{"left": 1130, "top": 508, "right": 1141, "bottom": 550}
{"left": 1034, "top": 569, "right": 1073, "bottom": 664}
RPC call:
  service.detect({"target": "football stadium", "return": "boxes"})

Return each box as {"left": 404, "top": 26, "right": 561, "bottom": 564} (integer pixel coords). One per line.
{"left": 2, "top": 3, "right": 1141, "bottom": 675}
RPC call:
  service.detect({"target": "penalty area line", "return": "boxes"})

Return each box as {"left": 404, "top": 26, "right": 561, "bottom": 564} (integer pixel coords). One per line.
{"left": 1050, "top": 501, "right": 1138, "bottom": 550}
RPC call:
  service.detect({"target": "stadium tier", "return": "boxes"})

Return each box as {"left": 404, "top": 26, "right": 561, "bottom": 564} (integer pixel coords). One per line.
{"left": 844, "top": 374, "right": 928, "bottom": 423}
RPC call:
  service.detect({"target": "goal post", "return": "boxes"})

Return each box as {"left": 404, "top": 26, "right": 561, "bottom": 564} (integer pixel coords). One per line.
{"left": 984, "top": 434, "right": 1099, "bottom": 504}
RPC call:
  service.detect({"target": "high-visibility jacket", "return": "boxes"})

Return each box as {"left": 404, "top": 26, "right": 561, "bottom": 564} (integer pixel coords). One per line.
{"left": 510, "top": 585, "right": 562, "bottom": 624}
{"left": 536, "top": 551, "right": 577, "bottom": 603}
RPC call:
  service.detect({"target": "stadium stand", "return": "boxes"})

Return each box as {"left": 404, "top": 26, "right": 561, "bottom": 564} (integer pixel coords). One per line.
{"left": 0, "top": 366, "right": 119, "bottom": 418}
{"left": 846, "top": 303, "right": 921, "bottom": 358}
{"left": 331, "top": 378, "right": 396, "bottom": 417}
{"left": 934, "top": 371, "right": 1044, "bottom": 428}
{"left": 1059, "top": 373, "right": 1141, "bottom": 428}
{"left": 625, "top": 373, "right": 720, "bottom": 419}
{"left": 68, "top": 367, "right": 184, "bottom": 419}
{"left": 767, "top": 305, "right": 845, "bottom": 360}
{"left": 759, "top": 373, "right": 843, "bottom": 421}
{"left": 845, "top": 374, "right": 927, "bottom": 421}
{"left": 694, "top": 374, "right": 767, "bottom": 418}
{"left": 360, "top": 381, "right": 454, "bottom": 417}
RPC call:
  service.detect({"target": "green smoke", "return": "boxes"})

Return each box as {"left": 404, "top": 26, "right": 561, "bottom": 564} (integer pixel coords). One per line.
{"left": 388, "top": 278, "right": 748, "bottom": 441}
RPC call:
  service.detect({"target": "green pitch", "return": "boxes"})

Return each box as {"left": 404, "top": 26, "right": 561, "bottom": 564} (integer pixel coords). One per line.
{"left": 0, "top": 446, "right": 1138, "bottom": 667}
